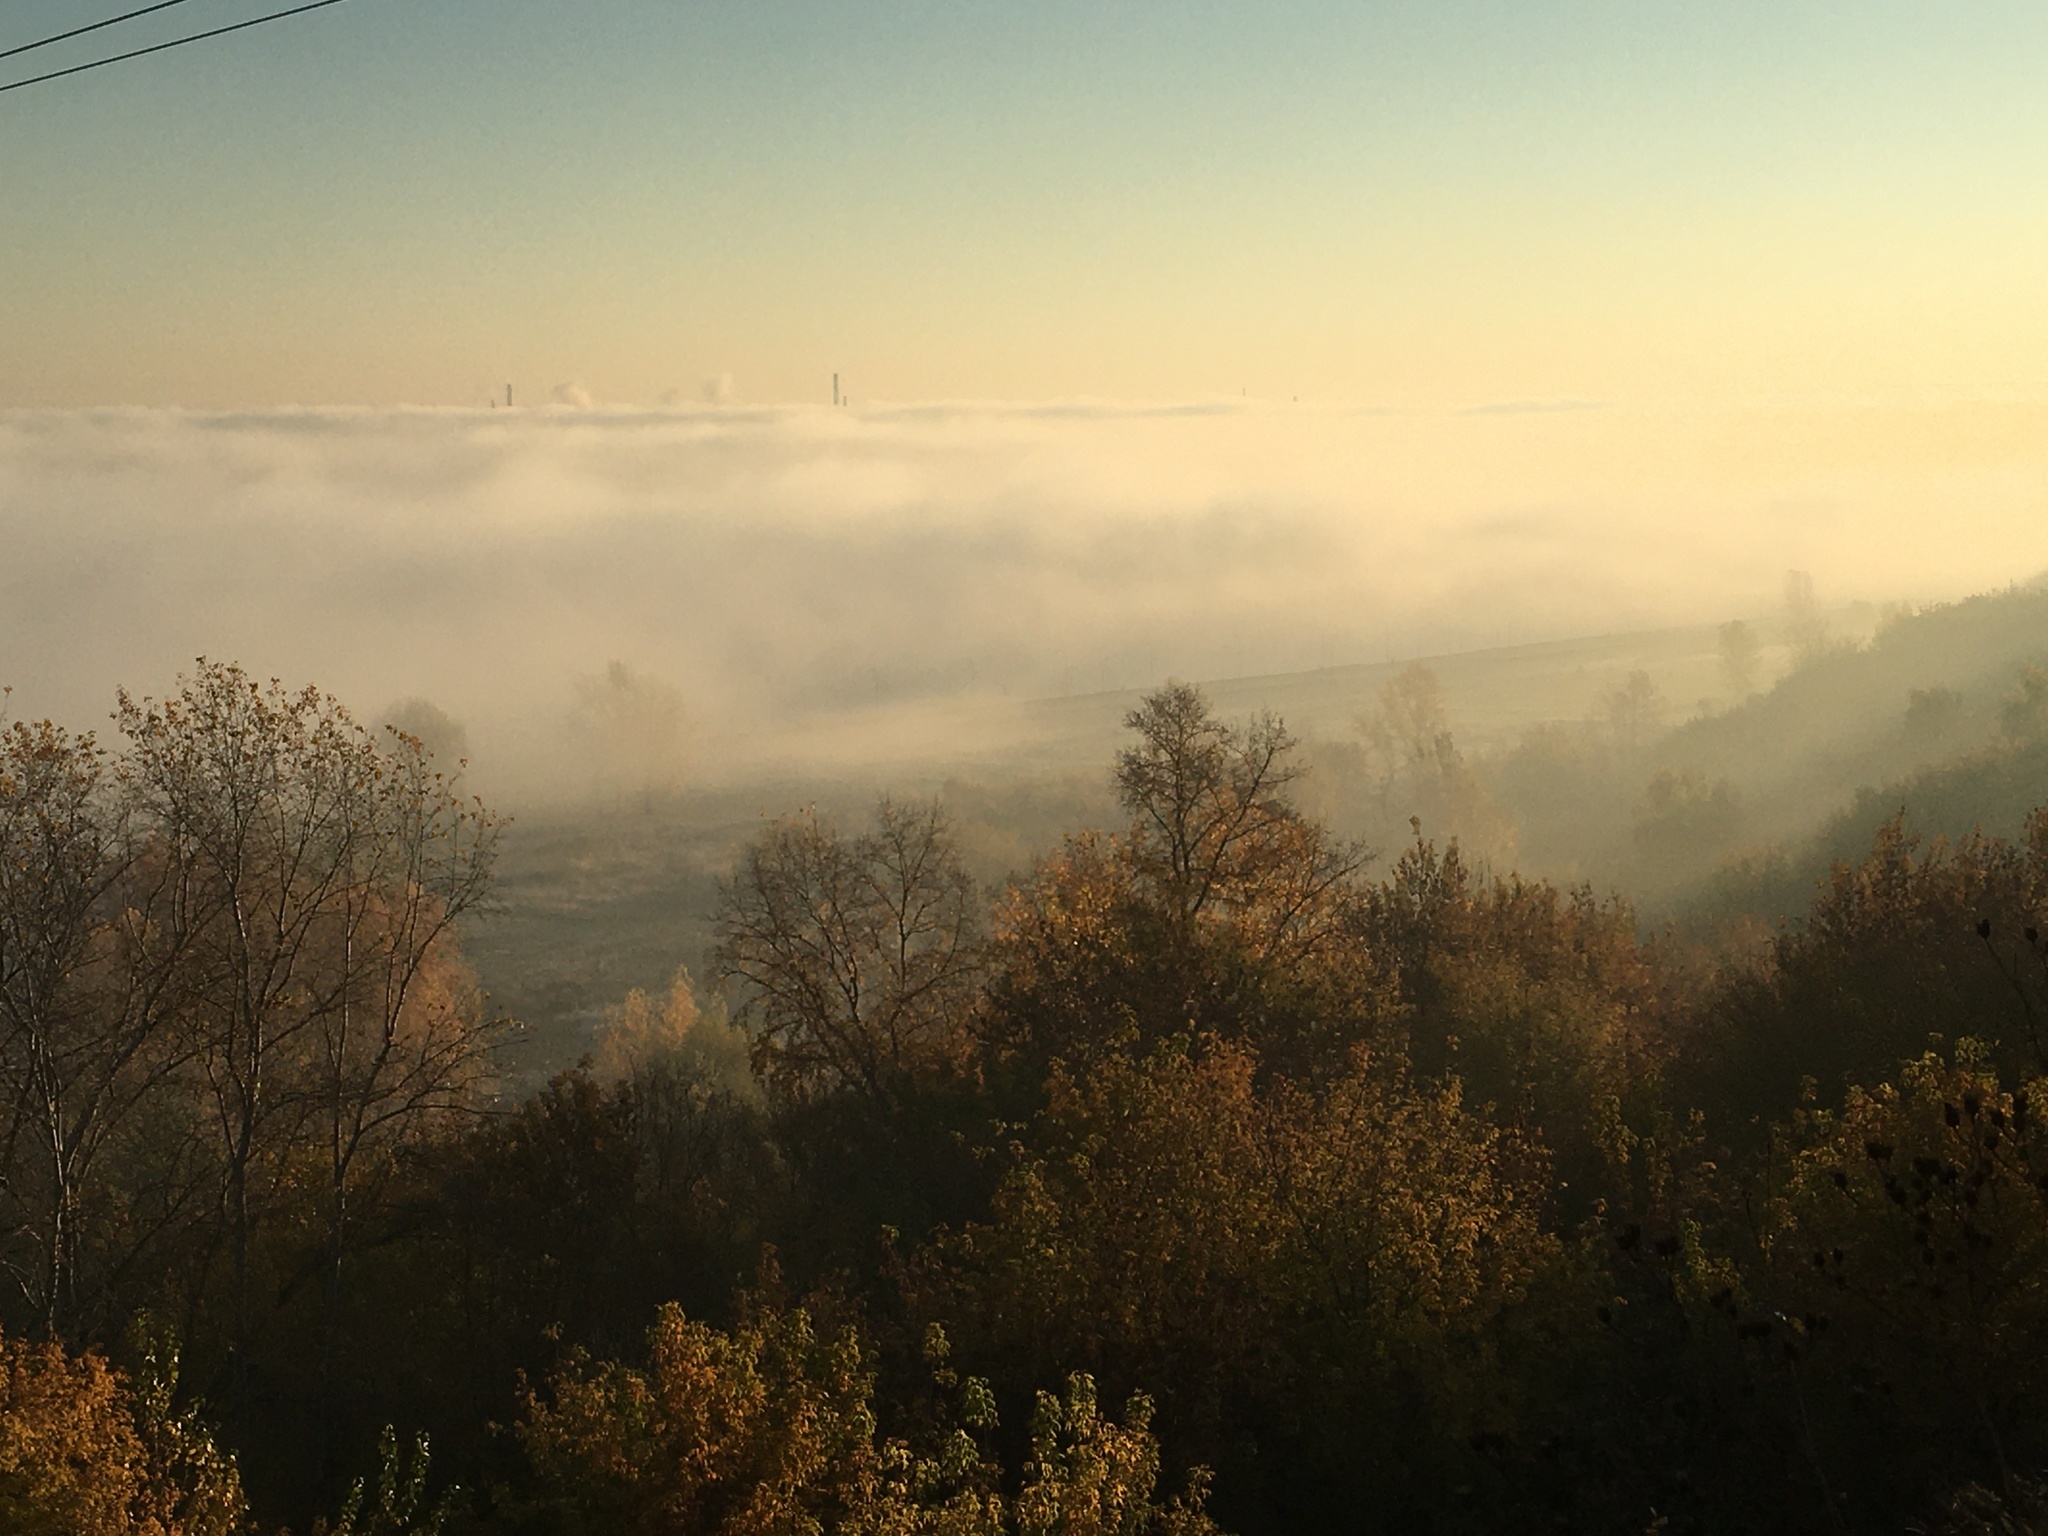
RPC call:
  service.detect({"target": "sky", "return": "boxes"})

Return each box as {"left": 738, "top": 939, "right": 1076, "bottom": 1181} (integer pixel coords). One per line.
{"left": 4, "top": 2, "right": 2048, "bottom": 410}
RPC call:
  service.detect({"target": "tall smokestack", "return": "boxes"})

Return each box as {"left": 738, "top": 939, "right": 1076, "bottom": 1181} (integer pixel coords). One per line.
{"left": 506, "top": 384, "right": 513, "bottom": 408}
{"left": 833, "top": 373, "right": 840, "bottom": 407}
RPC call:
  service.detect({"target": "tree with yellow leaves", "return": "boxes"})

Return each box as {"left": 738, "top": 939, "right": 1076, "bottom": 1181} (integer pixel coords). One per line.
{"left": 518, "top": 1300, "right": 1219, "bottom": 1536}
{"left": 0, "top": 1326, "right": 243, "bottom": 1536}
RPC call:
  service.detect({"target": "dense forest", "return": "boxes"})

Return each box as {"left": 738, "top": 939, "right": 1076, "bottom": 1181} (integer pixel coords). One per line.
{"left": 9, "top": 649, "right": 2048, "bottom": 1535}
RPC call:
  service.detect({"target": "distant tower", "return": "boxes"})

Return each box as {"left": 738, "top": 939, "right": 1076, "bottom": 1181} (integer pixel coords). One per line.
{"left": 506, "top": 384, "right": 513, "bottom": 408}
{"left": 833, "top": 373, "right": 840, "bottom": 407}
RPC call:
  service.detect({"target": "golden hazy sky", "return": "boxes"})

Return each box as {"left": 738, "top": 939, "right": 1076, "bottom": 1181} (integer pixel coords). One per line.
{"left": 3, "top": 2, "right": 2046, "bottom": 411}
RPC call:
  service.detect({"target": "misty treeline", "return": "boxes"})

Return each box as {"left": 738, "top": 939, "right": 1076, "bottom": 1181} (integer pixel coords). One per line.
{"left": 16, "top": 665, "right": 2048, "bottom": 1533}
{"left": 1299, "top": 582, "right": 2048, "bottom": 923}
{"left": 1304, "top": 652, "right": 1742, "bottom": 905}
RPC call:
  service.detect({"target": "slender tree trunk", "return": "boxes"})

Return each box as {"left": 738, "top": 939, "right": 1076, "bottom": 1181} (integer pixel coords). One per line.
{"left": 229, "top": 1039, "right": 258, "bottom": 1409}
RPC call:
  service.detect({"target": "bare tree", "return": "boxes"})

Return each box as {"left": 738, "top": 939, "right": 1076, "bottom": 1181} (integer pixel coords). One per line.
{"left": 575, "top": 661, "right": 688, "bottom": 801}
{"left": 0, "top": 719, "right": 128, "bottom": 1333}
{"left": 116, "top": 662, "right": 499, "bottom": 1391}
{"left": 303, "top": 729, "right": 500, "bottom": 1316}
{"left": 1783, "top": 568, "right": 1829, "bottom": 663}
{"left": 1602, "top": 670, "right": 1667, "bottom": 757}
{"left": 714, "top": 798, "right": 981, "bottom": 1104}
{"left": 1717, "top": 619, "right": 1760, "bottom": 701}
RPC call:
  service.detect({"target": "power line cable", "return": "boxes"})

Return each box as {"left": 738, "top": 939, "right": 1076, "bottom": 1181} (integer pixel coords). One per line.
{"left": 0, "top": 0, "right": 352, "bottom": 94}
{"left": 1, "top": 0, "right": 205, "bottom": 63}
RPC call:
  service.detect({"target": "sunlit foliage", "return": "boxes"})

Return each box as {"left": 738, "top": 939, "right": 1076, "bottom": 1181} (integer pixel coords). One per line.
{"left": 519, "top": 1300, "right": 1218, "bottom": 1536}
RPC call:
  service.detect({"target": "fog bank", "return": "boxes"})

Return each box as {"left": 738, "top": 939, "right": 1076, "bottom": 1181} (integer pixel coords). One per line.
{"left": 3, "top": 397, "right": 2043, "bottom": 794}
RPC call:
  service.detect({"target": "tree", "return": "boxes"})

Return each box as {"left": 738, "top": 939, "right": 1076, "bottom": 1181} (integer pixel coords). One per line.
{"left": 574, "top": 662, "right": 688, "bottom": 800}
{"left": 1685, "top": 812, "right": 2048, "bottom": 1136}
{"left": 0, "top": 718, "right": 205, "bottom": 1340}
{"left": 714, "top": 798, "right": 982, "bottom": 1106}
{"left": 1717, "top": 619, "right": 1761, "bottom": 701}
{"left": 1784, "top": 569, "right": 1828, "bottom": 664}
{"left": 1752, "top": 1048, "right": 2048, "bottom": 1518}
{"left": 986, "top": 687, "right": 1383, "bottom": 1081}
{"left": 1602, "top": 670, "right": 1666, "bottom": 756}
{"left": 909, "top": 1034, "right": 1551, "bottom": 1521}
{"left": 518, "top": 1299, "right": 1220, "bottom": 1536}
{"left": 2003, "top": 665, "right": 2048, "bottom": 742}
{"left": 114, "top": 662, "right": 500, "bottom": 1400}
{"left": 1351, "top": 666, "right": 1515, "bottom": 861}
{"left": 1114, "top": 684, "right": 1312, "bottom": 945}
{"left": 1363, "top": 830, "right": 1678, "bottom": 1212}
{"left": 1907, "top": 685, "right": 1965, "bottom": 744}
{"left": 1631, "top": 767, "right": 1742, "bottom": 889}
{"left": 0, "top": 1325, "right": 243, "bottom": 1536}
{"left": 0, "top": 718, "right": 124, "bottom": 1334}
{"left": 590, "top": 967, "right": 751, "bottom": 1092}
{"left": 1357, "top": 663, "right": 1452, "bottom": 818}
{"left": 377, "top": 700, "right": 468, "bottom": 768}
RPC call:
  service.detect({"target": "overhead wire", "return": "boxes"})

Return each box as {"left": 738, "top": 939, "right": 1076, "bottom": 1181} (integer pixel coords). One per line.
{"left": 0, "top": 0, "right": 353, "bottom": 94}
{"left": 1, "top": 0, "right": 206, "bottom": 63}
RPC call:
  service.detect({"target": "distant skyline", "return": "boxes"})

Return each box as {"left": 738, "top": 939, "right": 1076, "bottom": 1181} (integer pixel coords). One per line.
{"left": 4, "top": 2, "right": 2047, "bottom": 411}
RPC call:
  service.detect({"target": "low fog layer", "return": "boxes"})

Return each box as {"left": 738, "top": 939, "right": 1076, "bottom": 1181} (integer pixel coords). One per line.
{"left": 2, "top": 398, "right": 2043, "bottom": 796}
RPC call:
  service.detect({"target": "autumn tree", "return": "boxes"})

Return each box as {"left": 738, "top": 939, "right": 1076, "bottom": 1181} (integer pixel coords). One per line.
{"left": 574, "top": 662, "right": 688, "bottom": 800}
{"left": 1685, "top": 811, "right": 2048, "bottom": 1136}
{"left": 1114, "top": 684, "right": 1322, "bottom": 946}
{"left": 1630, "top": 767, "right": 1742, "bottom": 891}
{"left": 984, "top": 687, "right": 1386, "bottom": 1082}
{"left": 1350, "top": 665, "right": 1515, "bottom": 863}
{"left": 1602, "top": 670, "right": 1667, "bottom": 757}
{"left": 518, "top": 1298, "right": 1219, "bottom": 1536}
{"left": 0, "top": 718, "right": 127, "bottom": 1334}
{"left": 1783, "top": 568, "right": 1829, "bottom": 664}
{"left": 0, "top": 1325, "right": 244, "bottom": 1536}
{"left": 377, "top": 699, "right": 469, "bottom": 767}
{"left": 2003, "top": 665, "right": 2048, "bottom": 743}
{"left": 590, "top": 967, "right": 751, "bottom": 1093}
{"left": 1717, "top": 619, "right": 1761, "bottom": 701}
{"left": 910, "top": 1034, "right": 1552, "bottom": 1517}
{"left": 1742, "top": 1048, "right": 2048, "bottom": 1519}
{"left": 1362, "top": 831, "right": 1679, "bottom": 1210}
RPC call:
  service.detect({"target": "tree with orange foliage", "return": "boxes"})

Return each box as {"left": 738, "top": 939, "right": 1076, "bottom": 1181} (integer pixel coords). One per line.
{"left": 1364, "top": 830, "right": 1679, "bottom": 1210}
{"left": 519, "top": 1297, "right": 1219, "bottom": 1536}
{"left": 1756, "top": 1047, "right": 2048, "bottom": 1512}
{"left": 1688, "top": 810, "right": 2048, "bottom": 1139}
{"left": 0, "top": 1326, "right": 243, "bottom": 1536}
{"left": 909, "top": 1032, "right": 1552, "bottom": 1512}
